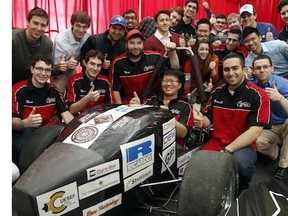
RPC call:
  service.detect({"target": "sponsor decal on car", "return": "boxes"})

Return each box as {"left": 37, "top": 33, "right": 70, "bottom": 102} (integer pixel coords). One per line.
{"left": 87, "top": 159, "right": 120, "bottom": 181}
{"left": 71, "top": 126, "right": 98, "bottom": 143}
{"left": 78, "top": 172, "right": 120, "bottom": 200}
{"left": 161, "top": 142, "right": 176, "bottom": 173}
{"left": 94, "top": 114, "right": 113, "bottom": 124}
{"left": 178, "top": 163, "right": 188, "bottom": 176}
{"left": 163, "top": 128, "right": 176, "bottom": 150}
{"left": 124, "top": 165, "right": 153, "bottom": 192}
{"left": 64, "top": 105, "right": 150, "bottom": 149}
{"left": 162, "top": 118, "right": 175, "bottom": 135}
{"left": 82, "top": 194, "right": 122, "bottom": 216}
{"left": 121, "top": 134, "right": 155, "bottom": 178}
{"left": 36, "top": 182, "right": 79, "bottom": 216}
{"left": 79, "top": 112, "right": 99, "bottom": 123}
{"left": 177, "top": 151, "right": 192, "bottom": 168}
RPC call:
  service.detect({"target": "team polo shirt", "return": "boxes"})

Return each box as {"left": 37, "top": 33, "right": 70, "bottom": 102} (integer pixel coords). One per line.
{"left": 12, "top": 79, "right": 68, "bottom": 126}
{"left": 66, "top": 72, "right": 113, "bottom": 112}
{"left": 213, "top": 44, "right": 248, "bottom": 79}
{"left": 202, "top": 79, "right": 270, "bottom": 150}
{"left": 110, "top": 50, "right": 166, "bottom": 104}
{"left": 144, "top": 95, "right": 194, "bottom": 147}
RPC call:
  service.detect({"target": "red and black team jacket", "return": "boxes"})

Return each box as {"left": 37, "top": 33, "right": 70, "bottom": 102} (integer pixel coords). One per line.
{"left": 66, "top": 72, "right": 113, "bottom": 111}
{"left": 202, "top": 79, "right": 271, "bottom": 150}
{"left": 110, "top": 50, "right": 168, "bottom": 104}
{"left": 144, "top": 95, "right": 194, "bottom": 147}
{"left": 12, "top": 79, "right": 68, "bottom": 126}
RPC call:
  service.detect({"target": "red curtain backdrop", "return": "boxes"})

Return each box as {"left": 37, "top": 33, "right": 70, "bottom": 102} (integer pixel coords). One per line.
{"left": 12, "top": 0, "right": 283, "bottom": 42}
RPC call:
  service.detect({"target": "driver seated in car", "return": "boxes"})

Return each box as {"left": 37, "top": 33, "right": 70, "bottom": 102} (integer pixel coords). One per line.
{"left": 130, "top": 68, "right": 194, "bottom": 148}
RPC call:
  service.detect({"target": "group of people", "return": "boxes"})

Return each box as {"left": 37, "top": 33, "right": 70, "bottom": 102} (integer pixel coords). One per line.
{"left": 12, "top": 0, "right": 288, "bottom": 192}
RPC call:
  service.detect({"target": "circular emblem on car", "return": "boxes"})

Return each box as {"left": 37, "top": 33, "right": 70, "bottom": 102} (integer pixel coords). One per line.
{"left": 71, "top": 126, "right": 98, "bottom": 143}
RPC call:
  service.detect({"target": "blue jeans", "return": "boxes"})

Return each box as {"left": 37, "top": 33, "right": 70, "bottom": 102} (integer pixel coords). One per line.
{"left": 12, "top": 127, "right": 38, "bottom": 165}
{"left": 232, "top": 145, "right": 257, "bottom": 190}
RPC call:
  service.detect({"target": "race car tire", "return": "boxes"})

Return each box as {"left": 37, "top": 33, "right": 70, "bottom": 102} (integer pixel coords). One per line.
{"left": 18, "top": 124, "right": 64, "bottom": 174}
{"left": 178, "top": 150, "right": 238, "bottom": 216}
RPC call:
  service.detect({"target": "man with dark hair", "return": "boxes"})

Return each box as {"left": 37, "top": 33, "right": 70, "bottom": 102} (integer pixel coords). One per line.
{"left": 278, "top": 0, "right": 288, "bottom": 41}
{"left": 12, "top": 7, "right": 53, "bottom": 84}
{"left": 211, "top": 14, "right": 228, "bottom": 45}
{"left": 12, "top": 56, "right": 74, "bottom": 165}
{"left": 251, "top": 54, "right": 288, "bottom": 180}
{"left": 123, "top": 9, "right": 137, "bottom": 34}
{"left": 51, "top": 10, "right": 91, "bottom": 93}
{"left": 174, "top": 0, "right": 199, "bottom": 39}
{"left": 194, "top": 52, "right": 270, "bottom": 191}
{"left": 137, "top": 6, "right": 184, "bottom": 39}
{"left": 188, "top": 18, "right": 217, "bottom": 48}
{"left": 66, "top": 50, "right": 113, "bottom": 115}
{"left": 130, "top": 68, "right": 194, "bottom": 148}
{"left": 110, "top": 30, "right": 179, "bottom": 104}
{"left": 213, "top": 29, "right": 248, "bottom": 80}
{"left": 242, "top": 27, "right": 288, "bottom": 79}
{"left": 239, "top": 4, "right": 278, "bottom": 42}
{"left": 80, "top": 15, "right": 127, "bottom": 77}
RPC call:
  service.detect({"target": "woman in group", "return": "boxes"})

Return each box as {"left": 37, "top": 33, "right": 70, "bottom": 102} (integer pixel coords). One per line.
{"left": 183, "top": 39, "right": 219, "bottom": 94}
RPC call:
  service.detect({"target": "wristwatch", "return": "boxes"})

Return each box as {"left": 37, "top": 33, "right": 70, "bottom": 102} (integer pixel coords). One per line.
{"left": 223, "top": 148, "right": 232, "bottom": 154}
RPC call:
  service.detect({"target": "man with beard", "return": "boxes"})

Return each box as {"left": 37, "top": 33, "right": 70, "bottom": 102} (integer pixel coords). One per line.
{"left": 12, "top": 7, "right": 53, "bottom": 84}
{"left": 80, "top": 15, "right": 127, "bottom": 77}
{"left": 109, "top": 29, "right": 179, "bottom": 104}
{"left": 123, "top": 9, "right": 137, "bottom": 35}
{"left": 243, "top": 27, "right": 288, "bottom": 79}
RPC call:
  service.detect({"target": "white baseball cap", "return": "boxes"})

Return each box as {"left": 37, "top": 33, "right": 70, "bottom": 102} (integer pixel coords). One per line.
{"left": 240, "top": 4, "right": 255, "bottom": 15}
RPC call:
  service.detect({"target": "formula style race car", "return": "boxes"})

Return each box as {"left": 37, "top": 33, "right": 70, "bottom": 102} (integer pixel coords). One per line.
{"left": 12, "top": 104, "right": 238, "bottom": 216}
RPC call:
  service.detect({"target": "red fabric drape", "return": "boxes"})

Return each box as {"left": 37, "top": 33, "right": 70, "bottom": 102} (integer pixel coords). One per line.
{"left": 12, "top": 0, "right": 283, "bottom": 42}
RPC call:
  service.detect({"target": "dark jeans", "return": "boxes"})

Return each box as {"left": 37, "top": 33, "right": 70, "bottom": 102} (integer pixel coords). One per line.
{"left": 232, "top": 145, "right": 257, "bottom": 190}
{"left": 12, "top": 127, "right": 38, "bottom": 165}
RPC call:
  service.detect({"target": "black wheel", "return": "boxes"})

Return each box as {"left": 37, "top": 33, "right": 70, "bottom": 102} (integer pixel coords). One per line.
{"left": 178, "top": 150, "right": 238, "bottom": 216}
{"left": 18, "top": 125, "right": 64, "bottom": 174}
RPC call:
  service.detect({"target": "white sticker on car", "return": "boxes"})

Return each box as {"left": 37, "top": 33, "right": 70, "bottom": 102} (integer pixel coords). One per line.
{"left": 82, "top": 193, "right": 122, "bottom": 216}
{"left": 161, "top": 142, "right": 176, "bottom": 173}
{"left": 124, "top": 165, "right": 153, "bottom": 192}
{"left": 163, "top": 128, "right": 176, "bottom": 150}
{"left": 36, "top": 182, "right": 79, "bottom": 216}
{"left": 121, "top": 134, "right": 155, "bottom": 178}
{"left": 162, "top": 118, "right": 175, "bottom": 135}
{"left": 64, "top": 105, "right": 149, "bottom": 149}
{"left": 87, "top": 159, "right": 120, "bottom": 181}
{"left": 78, "top": 172, "right": 120, "bottom": 200}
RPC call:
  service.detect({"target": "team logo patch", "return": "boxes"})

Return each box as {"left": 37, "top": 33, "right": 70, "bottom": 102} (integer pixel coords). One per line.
{"left": 71, "top": 126, "right": 98, "bottom": 143}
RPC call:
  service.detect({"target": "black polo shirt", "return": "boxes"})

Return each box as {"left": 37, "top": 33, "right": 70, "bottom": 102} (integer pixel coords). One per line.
{"left": 12, "top": 79, "right": 68, "bottom": 126}
{"left": 66, "top": 72, "right": 113, "bottom": 111}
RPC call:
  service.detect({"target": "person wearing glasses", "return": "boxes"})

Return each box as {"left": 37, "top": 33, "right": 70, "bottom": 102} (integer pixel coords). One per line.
{"left": 123, "top": 9, "right": 137, "bottom": 35}
{"left": 130, "top": 68, "right": 194, "bottom": 149}
{"left": 278, "top": 0, "right": 288, "bottom": 42}
{"left": 243, "top": 27, "right": 288, "bottom": 79}
{"left": 12, "top": 56, "right": 74, "bottom": 165}
{"left": 251, "top": 54, "right": 288, "bottom": 180}
{"left": 210, "top": 14, "right": 228, "bottom": 46}
{"left": 213, "top": 29, "right": 248, "bottom": 82}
